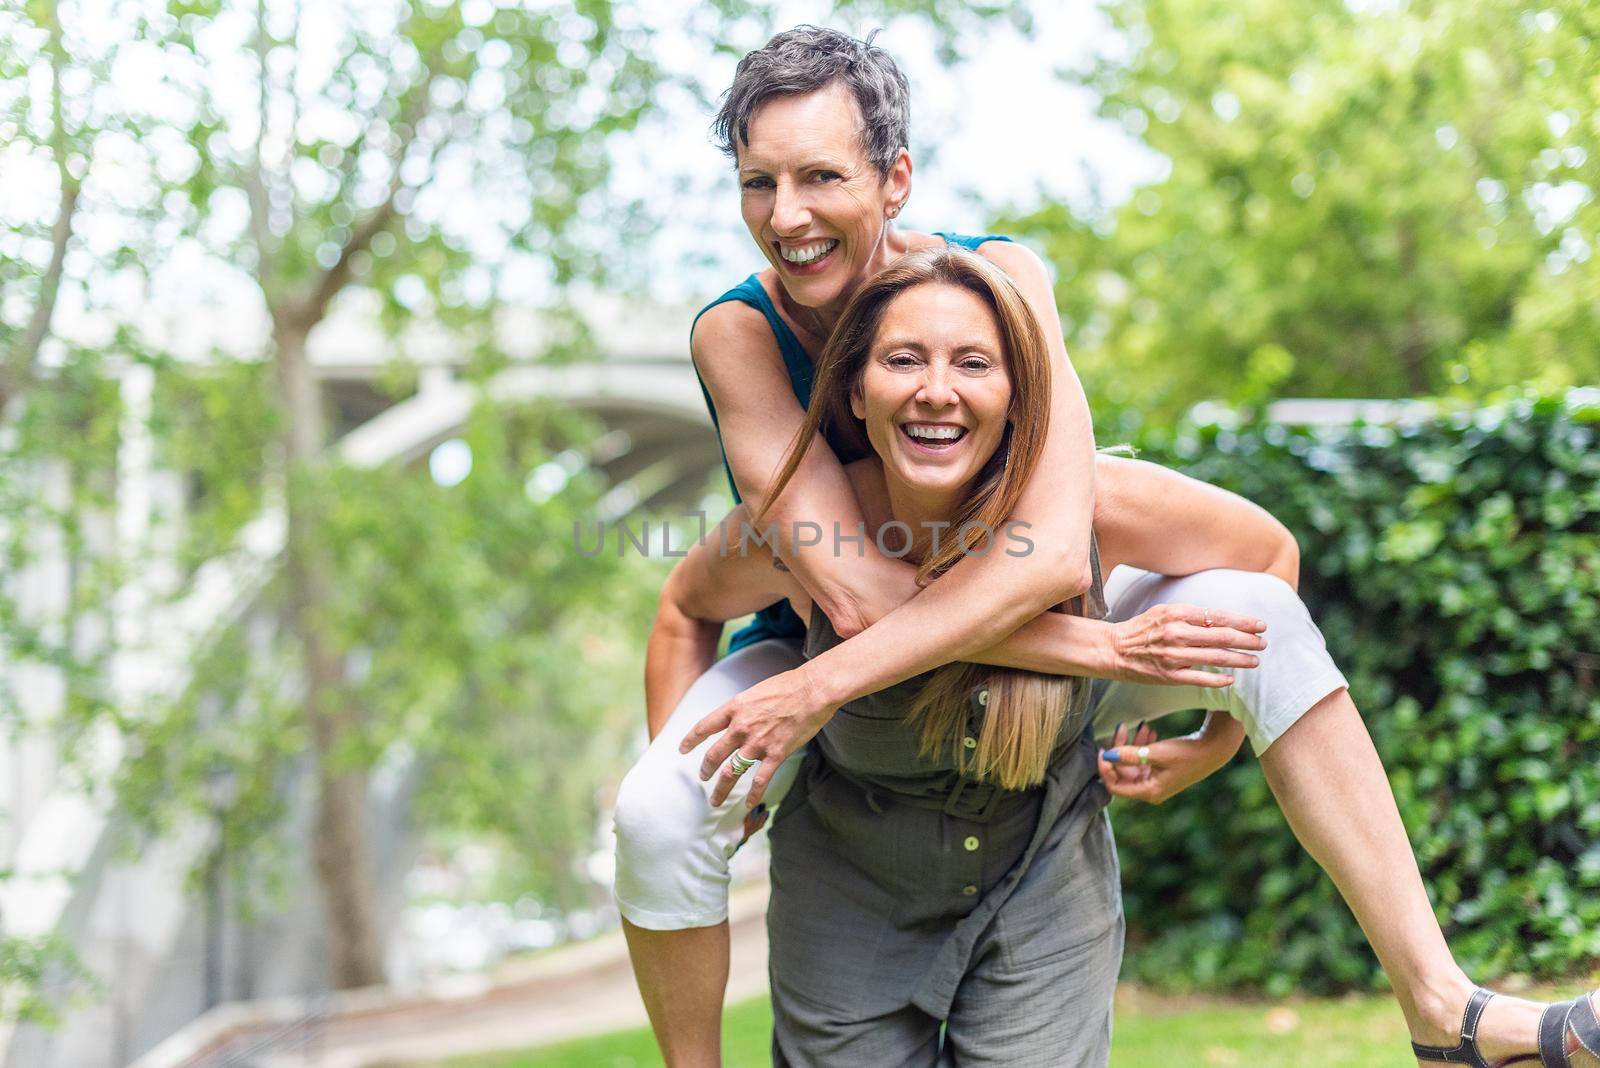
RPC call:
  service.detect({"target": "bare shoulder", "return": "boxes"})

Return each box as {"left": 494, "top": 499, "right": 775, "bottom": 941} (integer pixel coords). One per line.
{"left": 689, "top": 298, "right": 773, "bottom": 368}
{"left": 974, "top": 238, "right": 1051, "bottom": 286}
{"left": 976, "top": 241, "right": 1067, "bottom": 352}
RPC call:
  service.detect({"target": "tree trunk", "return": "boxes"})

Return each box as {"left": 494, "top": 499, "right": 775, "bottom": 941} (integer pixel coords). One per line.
{"left": 273, "top": 314, "right": 386, "bottom": 989}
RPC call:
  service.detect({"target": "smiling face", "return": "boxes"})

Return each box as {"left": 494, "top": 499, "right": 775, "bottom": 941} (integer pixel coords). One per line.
{"left": 737, "top": 81, "right": 911, "bottom": 312}
{"left": 849, "top": 282, "right": 1013, "bottom": 510}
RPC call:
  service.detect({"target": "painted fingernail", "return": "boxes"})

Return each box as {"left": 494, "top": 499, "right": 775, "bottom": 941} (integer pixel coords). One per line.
{"left": 1103, "top": 749, "right": 1121, "bottom": 763}
{"left": 1135, "top": 721, "right": 1147, "bottom": 736}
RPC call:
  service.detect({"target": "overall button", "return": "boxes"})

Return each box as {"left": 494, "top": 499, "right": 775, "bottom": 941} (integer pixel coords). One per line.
{"left": 963, "top": 736, "right": 977, "bottom": 750}
{"left": 977, "top": 689, "right": 989, "bottom": 707}
{"left": 961, "top": 884, "right": 978, "bottom": 896}
{"left": 963, "top": 835, "right": 980, "bottom": 852}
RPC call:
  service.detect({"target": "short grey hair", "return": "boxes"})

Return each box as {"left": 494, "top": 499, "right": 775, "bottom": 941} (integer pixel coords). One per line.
{"left": 712, "top": 26, "right": 910, "bottom": 177}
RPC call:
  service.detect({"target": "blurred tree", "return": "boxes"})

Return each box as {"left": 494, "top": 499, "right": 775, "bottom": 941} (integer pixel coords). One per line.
{"left": 138, "top": 0, "right": 676, "bottom": 989}
{"left": 1002, "top": 0, "right": 1599, "bottom": 417}
{"left": 0, "top": 0, "right": 77, "bottom": 413}
{"left": 0, "top": 0, "right": 137, "bottom": 1014}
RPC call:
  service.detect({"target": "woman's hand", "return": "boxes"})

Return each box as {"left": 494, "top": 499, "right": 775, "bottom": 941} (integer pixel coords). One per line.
{"left": 678, "top": 663, "right": 838, "bottom": 808}
{"left": 1108, "top": 603, "right": 1267, "bottom": 687}
{"left": 1095, "top": 714, "right": 1247, "bottom": 805}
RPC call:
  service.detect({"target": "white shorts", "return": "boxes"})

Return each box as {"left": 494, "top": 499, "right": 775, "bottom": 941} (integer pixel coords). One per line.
{"left": 1089, "top": 567, "right": 1350, "bottom": 754}
{"left": 612, "top": 568, "right": 1348, "bottom": 931}
{"left": 613, "top": 637, "right": 808, "bottom": 930}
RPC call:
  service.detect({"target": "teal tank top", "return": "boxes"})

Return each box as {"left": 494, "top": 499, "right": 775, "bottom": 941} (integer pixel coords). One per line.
{"left": 690, "top": 232, "right": 1015, "bottom": 656}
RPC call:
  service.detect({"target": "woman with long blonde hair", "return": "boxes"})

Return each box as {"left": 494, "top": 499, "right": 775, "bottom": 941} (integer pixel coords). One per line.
{"left": 655, "top": 246, "right": 1283, "bottom": 1062}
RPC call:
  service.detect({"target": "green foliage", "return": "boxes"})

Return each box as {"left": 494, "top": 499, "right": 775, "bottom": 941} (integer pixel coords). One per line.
{"left": 0, "top": 932, "right": 95, "bottom": 1028}
{"left": 147, "top": 356, "right": 279, "bottom": 573}
{"left": 1000, "top": 0, "right": 1600, "bottom": 416}
{"left": 307, "top": 400, "right": 660, "bottom": 908}
{"left": 113, "top": 602, "right": 303, "bottom": 912}
{"left": 115, "top": 396, "right": 663, "bottom": 911}
{"left": 0, "top": 343, "right": 124, "bottom": 740}
{"left": 1114, "top": 389, "right": 1600, "bottom": 992}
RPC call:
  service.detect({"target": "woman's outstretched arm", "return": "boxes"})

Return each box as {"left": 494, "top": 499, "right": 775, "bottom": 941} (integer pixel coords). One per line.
{"left": 974, "top": 454, "right": 1299, "bottom": 682}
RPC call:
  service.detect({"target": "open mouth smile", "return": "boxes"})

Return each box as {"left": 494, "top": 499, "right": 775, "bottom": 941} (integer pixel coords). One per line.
{"left": 775, "top": 238, "right": 839, "bottom": 275}
{"left": 899, "top": 422, "right": 969, "bottom": 454}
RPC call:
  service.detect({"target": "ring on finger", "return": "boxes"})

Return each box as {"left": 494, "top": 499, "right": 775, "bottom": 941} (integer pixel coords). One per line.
{"left": 1136, "top": 745, "right": 1151, "bottom": 766}
{"left": 728, "top": 750, "right": 759, "bottom": 777}
{"left": 1202, "top": 611, "right": 1214, "bottom": 628}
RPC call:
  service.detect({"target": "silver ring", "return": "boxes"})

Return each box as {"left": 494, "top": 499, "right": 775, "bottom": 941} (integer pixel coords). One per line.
{"left": 1136, "top": 745, "right": 1151, "bottom": 766}
{"left": 728, "top": 750, "right": 758, "bottom": 776}
{"left": 1202, "top": 611, "right": 1213, "bottom": 628}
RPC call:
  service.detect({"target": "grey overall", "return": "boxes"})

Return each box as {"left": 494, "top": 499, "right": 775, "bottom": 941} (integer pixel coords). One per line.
{"left": 767, "top": 547, "right": 1123, "bottom": 1067}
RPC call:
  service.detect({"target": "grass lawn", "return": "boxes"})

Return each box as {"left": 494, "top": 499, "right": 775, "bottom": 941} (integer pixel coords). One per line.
{"left": 447, "top": 982, "right": 1597, "bottom": 1068}
{"left": 442, "top": 988, "right": 1414, "bottom": 1067}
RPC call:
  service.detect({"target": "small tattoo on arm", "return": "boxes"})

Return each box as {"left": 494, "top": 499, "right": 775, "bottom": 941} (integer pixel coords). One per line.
{"left": 772, "top": 556, "right": 790, "bottom": 572}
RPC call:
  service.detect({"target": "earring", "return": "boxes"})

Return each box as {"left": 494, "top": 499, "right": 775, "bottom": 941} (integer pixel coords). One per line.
{"left": 887, "top": 202, "right": 902, "bottom": 219}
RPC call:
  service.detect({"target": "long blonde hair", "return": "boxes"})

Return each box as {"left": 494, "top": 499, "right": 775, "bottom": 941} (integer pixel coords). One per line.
{"left": 758, "top": 246, "right": 1085, "bottom": 789}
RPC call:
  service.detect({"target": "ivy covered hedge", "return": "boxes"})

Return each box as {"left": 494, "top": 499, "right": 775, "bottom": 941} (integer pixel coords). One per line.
{"left": 1112, "top": 390, "right": 1600, "bottom": 993}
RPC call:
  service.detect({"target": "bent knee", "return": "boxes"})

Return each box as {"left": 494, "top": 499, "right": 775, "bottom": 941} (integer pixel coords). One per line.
{"left": 612, "top": 752, "right": 737, "bottom": 928}
{"left": 613, "top": 750, "right": 718, "bottom": 867}
{"left": 1190, "top": 569, "right": 1304, "bottom": 623}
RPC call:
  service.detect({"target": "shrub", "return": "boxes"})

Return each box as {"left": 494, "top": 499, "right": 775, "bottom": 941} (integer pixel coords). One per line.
{"left": 1114, "top": 390, "right": 1600, "bottom": 993}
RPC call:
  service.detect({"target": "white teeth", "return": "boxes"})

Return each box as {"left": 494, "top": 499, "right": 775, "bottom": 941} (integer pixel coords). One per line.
{"left": 905, "top": 424, "right": 966, "bottom": 442}
{"left": 779, "top": 239, "right": 838, "bottom": 264}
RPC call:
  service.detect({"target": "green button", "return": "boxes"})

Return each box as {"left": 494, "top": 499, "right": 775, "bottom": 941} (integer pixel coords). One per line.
{"left": 963, "top": 736, "right": 978, "bottom": 750}
{"left": 977, "top": 689, "right": 989, "bottom": 707}
{"left": 961, "top": 884, "right": 978, "bottom": 895}
{"left": 964, "top": 835, "right": 980, "bottom": 851}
